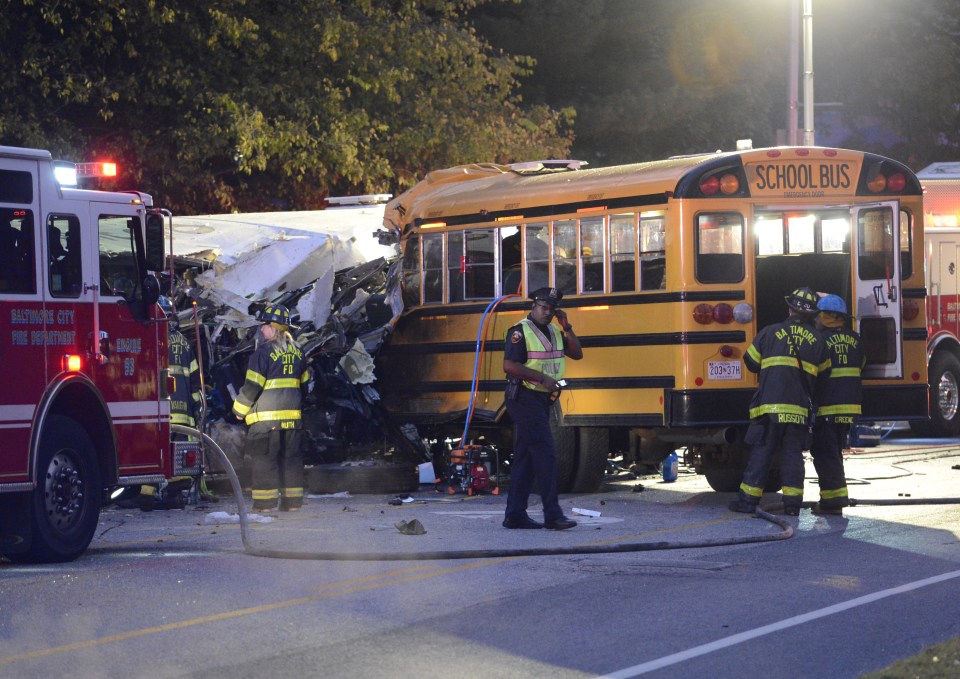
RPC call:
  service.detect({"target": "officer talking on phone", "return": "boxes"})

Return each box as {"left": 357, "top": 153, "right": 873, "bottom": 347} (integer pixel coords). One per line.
{"left": 501, "top": 287, "right": 583, "bottom": 530}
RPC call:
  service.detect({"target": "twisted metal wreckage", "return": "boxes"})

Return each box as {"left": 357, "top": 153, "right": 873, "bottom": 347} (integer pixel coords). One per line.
{"left": 162, "top": 196, "right": 434, "bottom": 494}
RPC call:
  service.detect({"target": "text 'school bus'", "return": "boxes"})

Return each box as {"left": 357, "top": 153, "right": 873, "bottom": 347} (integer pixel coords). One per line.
{"left": 0, "top": 146, "right": 196, "bottom": 563}
{"left": 375, "top": 148, "right": 928, "bottom": 493}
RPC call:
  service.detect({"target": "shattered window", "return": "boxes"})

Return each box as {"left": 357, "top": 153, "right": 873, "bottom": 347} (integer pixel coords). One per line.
{"left": 400, "top": 235, "right": 421, "bottom": 305}
{"left": 524, "top": 222, "right": 550, "bottom": 293}
{"left": 501, "top": 226, "right": 521, "bottom": 295}
{"left": 462, "top": 229, "right": 495, "bottom": 300}
{"left": 447, "top": 231, "right": 464, "bottom": 302}
{"left": 422, "top": 233, "right": 443, "bottom": 304}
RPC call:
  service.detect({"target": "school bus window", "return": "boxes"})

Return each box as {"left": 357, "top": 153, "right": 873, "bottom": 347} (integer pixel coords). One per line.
{"left": 447, "top": 231, "right": 464, "bottom": 302}
{"left": 501, "top": 226, "right": 521, "bottom": 294}
{"left": 580, "top": 216, "right": 605, "bottom": 293}
{"left": 0, "top": 208, "right": 36, "bottom": 294}
{"left": 821, "top": 216, "right": 848, "bottom": 253}
{"left": 49, "top": 214, "right": 82, "bottom": 298}
{"left": 787, "top": 214, "right": 816, "bottom": 254}
{"left": 640, "top": 215, "right": 666, "bottom": 290}
{"left": 554, "top": 219, "right": 577, "bottom": 295}
{"left": 610, "top": 213, "right": 637, "bottom": 292}
{"left": 463, "top": 229, "right": 495, "bottom": 300}
{"left": 524, "top": 222, "right": 550, "bottom": 293}
{"left": 696, "top": 212, "right": 744, "bottom": 284}
{"left": 422, "top": 232, "right": 443, "bottom": 303}
{"left": 899, "top": 209, "right": 913, "bottom": 278}
{"left": 400, "top": 235, "right": 421, "bottom": 305}
{"left": 755, "top": 216, "right": 785, "bottom": 255}
{"left": 857, "top": 207, "right": 894, "bottom": 281}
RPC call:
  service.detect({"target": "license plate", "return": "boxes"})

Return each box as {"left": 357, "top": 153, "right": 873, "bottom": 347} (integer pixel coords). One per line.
{"left": 708, "top": 360, "right": 742, "bottom": 381}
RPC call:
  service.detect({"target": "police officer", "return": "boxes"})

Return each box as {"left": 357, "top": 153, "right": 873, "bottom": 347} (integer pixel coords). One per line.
{"left": 810, "top": 294, "right": 864, "bottom": 516}
{"left": 161, "top": 296, "right": 202, "bottom": 430}
{"left": 502, "top": 287, "right": 583, "bottom": 530}
{"left": 730, "top": 287, "right": 830, "bottom": 516}
{"left": 233, "top": 304, "right": 310, "bottom": 512}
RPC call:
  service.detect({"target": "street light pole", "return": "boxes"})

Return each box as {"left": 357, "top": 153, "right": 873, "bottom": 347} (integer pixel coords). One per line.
{"left": 802, "top": 0, "right": 815, "bottom": 145}
{"left": 787, "top": 0, "right": 800, "bottom": 145}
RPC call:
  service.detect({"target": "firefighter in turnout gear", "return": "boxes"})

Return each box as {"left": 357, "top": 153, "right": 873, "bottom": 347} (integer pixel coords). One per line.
{"left": 160, "top": 297, "right": 201, "bottom": 429}
{"left": 730, "top": 287, "right": 830, "bottom": 516}
{"left": 501, "top": 287, "right": 583, "bottom": 530}
{"left": 233, "top": 304, "right": 310, "bottom": 512}
{"left": 810, "top": 294, "right": 864, "bottom": 516}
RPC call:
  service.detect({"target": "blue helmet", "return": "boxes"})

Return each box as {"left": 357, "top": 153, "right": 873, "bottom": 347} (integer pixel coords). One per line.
{"left": 817, "top": 294, "right": 848, "bottom": 315}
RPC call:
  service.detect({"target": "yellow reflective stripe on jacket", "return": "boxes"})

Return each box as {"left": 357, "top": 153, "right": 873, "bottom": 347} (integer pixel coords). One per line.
{"left": 816, "top": 403, "right": 862, "bottom": 416}
{"left": 746, "top": 344, "right": 762, "bottom": 363}
{"left": 830, "top": 367, "right": 861, "bottom": 378}
{"left": 740, "top": 482, "right": 763, "bottom": 498}
{"left": 234, "top": 401, "right": 252, "bottom": 416}
{"left": 245, "top": 409, "right": 302, "bottom": 424}
{"left": 782, "top": 485, "right": 804, "bottom": 497}
{"left": 170, "top": 412, "right": 195, "bottom": 426}
{"left": 749, "top": 403, "right": 809, "bottom": 419}
{"left": 760, "top": 356, "right": 800, "bottom": 369}
{"left": 169, "top": 365, "right": 191, "bottom": 377}
{"left": 264, "top": 378, "right": 302, "bottom": 390}
{"left": 800, "top": 360, "right": 821, "bottom": 376}
{"left": 245, "top": 369, "right": 267, "bottom": 387}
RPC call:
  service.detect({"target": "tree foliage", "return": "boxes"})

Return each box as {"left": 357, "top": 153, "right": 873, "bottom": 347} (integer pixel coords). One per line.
{"left": 0, "top": 0, "right": 573, "bottom": 213}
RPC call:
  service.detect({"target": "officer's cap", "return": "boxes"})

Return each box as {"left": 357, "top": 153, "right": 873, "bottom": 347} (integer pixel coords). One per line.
{"left": 530, "top": 287, "right": 563, "bottom": 307}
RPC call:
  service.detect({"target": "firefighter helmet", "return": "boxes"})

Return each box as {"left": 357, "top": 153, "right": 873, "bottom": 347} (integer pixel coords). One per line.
{"left": 257, "top": 304, "right": 291, "bottom": 326}
{"left": 784, "top": 287, "right": 819, "bottom": 313}
{"left": 817, "top": 294, "right": 848, "bottom": 316}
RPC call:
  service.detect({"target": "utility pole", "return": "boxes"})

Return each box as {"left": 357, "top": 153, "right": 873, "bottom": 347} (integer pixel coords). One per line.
{"left": 802, "top": 0, "right": 815, "bottom": 145}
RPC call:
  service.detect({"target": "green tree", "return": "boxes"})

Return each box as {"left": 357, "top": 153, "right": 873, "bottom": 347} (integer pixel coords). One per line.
{"left": 0, "top": 0, "right": 573, "bottom": 213}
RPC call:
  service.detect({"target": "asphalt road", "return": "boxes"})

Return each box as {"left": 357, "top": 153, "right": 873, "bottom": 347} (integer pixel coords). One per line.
{"left": 2, "top": 434, "right": 959, "bottom": 678}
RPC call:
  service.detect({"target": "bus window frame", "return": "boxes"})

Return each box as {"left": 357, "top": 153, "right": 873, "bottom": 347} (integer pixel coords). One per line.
{"left": 695, "top": 211, "right": 745, "bottom": 284}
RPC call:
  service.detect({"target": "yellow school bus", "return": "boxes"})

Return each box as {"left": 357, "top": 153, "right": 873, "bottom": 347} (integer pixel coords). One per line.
{"left": 375, "top": 147, "right": 928, "bottom": 492}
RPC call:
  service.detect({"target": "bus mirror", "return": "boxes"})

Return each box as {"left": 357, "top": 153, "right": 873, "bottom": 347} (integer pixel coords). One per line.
{"left": 144, "top": 212, "right": 166, "bottom": 272}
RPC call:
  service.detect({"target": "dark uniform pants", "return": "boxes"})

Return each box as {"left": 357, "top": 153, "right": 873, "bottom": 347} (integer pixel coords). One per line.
{"left": 739, "top": 417, "right": 807, "bottom": 511}
{"left": 810, "top": 419, "right": 850, "bottom": 509}
{"left": 248, "top": 429, "right": 304, "bottom": 510}
{"left": 504, "top": 387, "right": 564, "bottom": 522}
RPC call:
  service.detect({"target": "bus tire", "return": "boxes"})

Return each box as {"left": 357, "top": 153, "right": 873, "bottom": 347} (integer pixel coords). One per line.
{"left": 11, "top": 416, "right": 101, "bottom": 563}
{"left": 704, "top": 468, "right": 742, "bottom": 493}
{"left": 550, "top": 407, "right": 577, "bottom": 493}
{"left": 570, "top": 427, "right": 609, "bottom": 493}
{"left": 918, "top": 351, "right": 960, "bottom": 437}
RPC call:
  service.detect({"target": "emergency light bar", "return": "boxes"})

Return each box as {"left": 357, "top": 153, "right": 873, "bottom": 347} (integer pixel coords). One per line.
{"left": 54, "top": 160, "right": 119, "bottom": 187}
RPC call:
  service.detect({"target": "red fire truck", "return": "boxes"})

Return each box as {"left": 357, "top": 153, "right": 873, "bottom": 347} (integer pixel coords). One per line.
{"left": 0, "top": 145, "right": 197, "bottom": 563}
{"left": 915, "top": 163, "right": 960, "bottom": 436}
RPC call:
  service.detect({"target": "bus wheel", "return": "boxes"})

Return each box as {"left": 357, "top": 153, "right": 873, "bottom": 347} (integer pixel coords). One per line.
{"left": 547, "top": 405, "right": 577, "bottom": 492}
{"left": 920, "top": 352, "right": 960, "bottom": 437}
{"left": 13, "top": 416, "right": 101, "bottom": 563}
{"left": 704, "top": 468, "right": 742, "bottom": 493}
{"left": 570, "top": 428, "right": 610, "bottom": 494}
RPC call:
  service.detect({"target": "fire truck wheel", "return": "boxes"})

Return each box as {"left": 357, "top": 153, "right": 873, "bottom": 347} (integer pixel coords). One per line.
{"left": 569, "top": 427, "right": 609, "bottom": 494}
{"left": 915, "top": 351, "right": 960, "bottom": 437}
{"left": 307, "top": 463, "right": 419, "bottom": 495}
{"left": 18, "top": 416, "right": 101, "bottom": 563}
